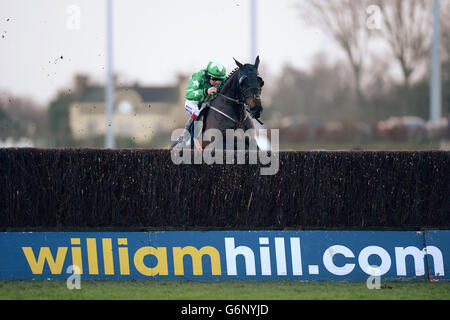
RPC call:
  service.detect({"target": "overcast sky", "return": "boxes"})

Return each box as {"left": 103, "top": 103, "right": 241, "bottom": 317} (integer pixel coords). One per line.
{"left": 0, "top": 0, "right": 341, "bottom": 106}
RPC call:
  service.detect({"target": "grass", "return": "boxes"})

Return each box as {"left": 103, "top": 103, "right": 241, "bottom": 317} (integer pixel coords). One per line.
{"left": 0, "top": 280, "right": 449, "bottom": 300}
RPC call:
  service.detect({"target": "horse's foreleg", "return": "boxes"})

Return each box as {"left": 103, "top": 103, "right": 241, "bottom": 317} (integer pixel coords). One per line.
{"left": 243, "top": 118, "right": 260, "bottom": 151}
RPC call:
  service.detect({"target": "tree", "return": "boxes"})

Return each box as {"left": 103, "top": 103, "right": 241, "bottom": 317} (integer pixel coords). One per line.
{"left": 47, "top": 92, "right": 75, "bottom": 147}
{"left": 0, "top": 102, "right": 10, "bottom": 139}
{"left": 298, "top": 0, "right": 371, "bottom": 118}
{"left": 0, "top": 95, "right": 45, "bottom": 140}
{"left": 0, "top": 102, "right": 8, "bottom": 121}
{"left": 373, "top": 0, "right": 431, "bottom": 115}
{"left": 441, "top": 0, "right": 450, "bottom": 118}
{"left": 270, "top": 57, "right": 355, "bottom": 121}
{"left": 440, "top": 0, "right": 450, "bottom": 61}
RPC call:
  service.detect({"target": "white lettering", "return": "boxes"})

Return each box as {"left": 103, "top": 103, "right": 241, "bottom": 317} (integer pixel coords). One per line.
{"left": 395, "top": 246, "right": 426, "bottom": 276}
{"left": 359, "top": 246, "right": 391, "bottom": 276}
{"left": 290, "top": 238, "right": 303, "bottom": 276}
{"left": 423, "top": 246, "right": 445, "bottom": 276}
{"left": 259, "top": 238, "right": 271, "bottom": 276}
{"left": 323, "top": 245, "right": 355, "bottom": 276}
{"left": 275, "top": 238, "right": 287, "bottom": 276}
{"left": 225, "top": 238, "right": 256, "bottom": 276}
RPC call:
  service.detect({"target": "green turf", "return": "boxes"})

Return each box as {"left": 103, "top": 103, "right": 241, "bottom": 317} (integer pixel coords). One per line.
{"left": 0, "top": 280, "right": 449, "bottom": 300}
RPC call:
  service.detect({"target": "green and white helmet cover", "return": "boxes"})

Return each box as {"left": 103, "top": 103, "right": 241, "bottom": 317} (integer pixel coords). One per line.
{"left": 206, "top": 60, "right": 226, "bottom": 79}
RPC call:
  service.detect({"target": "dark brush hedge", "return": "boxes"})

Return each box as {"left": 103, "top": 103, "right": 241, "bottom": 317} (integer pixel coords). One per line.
{"left": 0, "top": 148, "right": 449, "bottom": 230}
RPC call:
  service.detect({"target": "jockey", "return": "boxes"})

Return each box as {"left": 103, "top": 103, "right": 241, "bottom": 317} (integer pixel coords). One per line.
{"left": 184, "top": 60, "right": 227, "bottom": 126}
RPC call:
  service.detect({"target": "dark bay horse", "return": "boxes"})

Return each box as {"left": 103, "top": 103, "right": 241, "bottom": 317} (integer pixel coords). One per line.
{"left": 178, "top": 56, "right": 264, "bottom": 150}
{"left": 171, "top": 56, "right": 264, "bottom": 149}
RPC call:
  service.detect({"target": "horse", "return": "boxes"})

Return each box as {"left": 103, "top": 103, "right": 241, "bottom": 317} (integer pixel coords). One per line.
{"left": 172, "top": 56, "right": 264, "bottom": 151}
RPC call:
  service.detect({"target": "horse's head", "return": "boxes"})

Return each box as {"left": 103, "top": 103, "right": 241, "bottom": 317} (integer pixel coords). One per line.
{"left": 234, "top": 56, "right": 264, "bottom": 119}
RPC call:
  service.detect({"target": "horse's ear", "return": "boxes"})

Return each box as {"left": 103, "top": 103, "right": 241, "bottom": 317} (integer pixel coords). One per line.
{"left": 254, "top": 55, "right": 260, "bottom": 69}
{"left": 233, "top": 57, "right": 244, "bottom": 69}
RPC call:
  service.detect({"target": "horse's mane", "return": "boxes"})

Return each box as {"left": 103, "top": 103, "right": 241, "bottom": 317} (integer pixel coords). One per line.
{"left": 218, "top": 67, "right": 239, "bottom": 92}
{"left": 225, "top": 67, "right": 239, "bottom": 81}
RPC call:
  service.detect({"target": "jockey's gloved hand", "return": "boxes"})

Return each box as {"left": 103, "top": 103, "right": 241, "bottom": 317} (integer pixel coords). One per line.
{"left": 207, "top": 87, "right": 218, "bottom": 95}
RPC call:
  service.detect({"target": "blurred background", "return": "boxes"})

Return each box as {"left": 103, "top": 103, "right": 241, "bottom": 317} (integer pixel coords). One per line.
{"left": 0, "top": 0, "right": 449, "bottom": 150}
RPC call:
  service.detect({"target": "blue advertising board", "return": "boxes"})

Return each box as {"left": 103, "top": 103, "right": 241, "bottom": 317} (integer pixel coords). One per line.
{"left": 0, "top": 231, "right": 448, "bottom": 281}
{"left": 423, "top": 230, "right": 450, "bottom": 279}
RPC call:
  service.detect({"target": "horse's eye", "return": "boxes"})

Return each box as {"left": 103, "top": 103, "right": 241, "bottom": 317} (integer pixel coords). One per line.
{"left": 258, "top": 76, "right": 264, "bottom": 87}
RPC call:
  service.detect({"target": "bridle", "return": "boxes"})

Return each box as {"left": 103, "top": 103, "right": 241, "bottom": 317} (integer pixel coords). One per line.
{"left": 207, "top": 69, "right": 264, "bottom": 126}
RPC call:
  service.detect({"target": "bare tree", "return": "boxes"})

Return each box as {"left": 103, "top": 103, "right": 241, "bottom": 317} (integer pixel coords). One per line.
{"left": 298, "top": 0, "right": 371, "bottom": 117}
{"left": 442, "top": 0, "right": 450, "bottom": 62}
{"left": 375, "top": 0, "right": 432, "bottom": 89}
{"left": 441, "top": 0, "right": 450, "bottom": 119}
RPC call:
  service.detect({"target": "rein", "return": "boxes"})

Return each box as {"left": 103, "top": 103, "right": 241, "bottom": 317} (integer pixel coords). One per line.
{"left": 217, "top": 92, "right": 242, "bottom": 105}
{"left": 208, "top": 103, "right": 248, "bottom": 126}
{"left": 208, "top": 92, "right": 263, "bottom": 126}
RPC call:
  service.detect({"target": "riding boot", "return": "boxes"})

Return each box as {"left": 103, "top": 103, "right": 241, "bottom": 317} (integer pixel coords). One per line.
{"left": 185, "top": 117, "right": 194, "bottom": 131}
{"left": 182, "top": 117, "right": 195, "bottom": 146}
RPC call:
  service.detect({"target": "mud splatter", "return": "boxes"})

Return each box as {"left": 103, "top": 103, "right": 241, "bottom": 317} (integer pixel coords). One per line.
{"left": 53, "top": 55, "right": 64, "bottom": 64}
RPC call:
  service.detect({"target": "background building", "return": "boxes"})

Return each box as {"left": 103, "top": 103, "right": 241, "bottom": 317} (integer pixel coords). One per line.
{"left": 69, "top": 75, "right": 188, "bottom": 146}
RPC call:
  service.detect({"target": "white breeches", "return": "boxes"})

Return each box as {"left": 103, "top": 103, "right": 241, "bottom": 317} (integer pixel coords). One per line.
{"left": 185, "top": 100, "right": 200, "bottom": 117}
